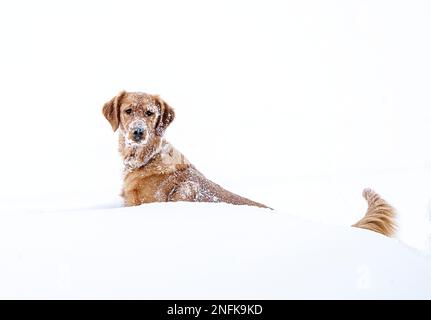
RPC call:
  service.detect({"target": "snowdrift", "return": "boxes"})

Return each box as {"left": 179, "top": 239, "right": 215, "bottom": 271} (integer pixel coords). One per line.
{"left": 0, "top": 202, "right": 430, "bottom": 299}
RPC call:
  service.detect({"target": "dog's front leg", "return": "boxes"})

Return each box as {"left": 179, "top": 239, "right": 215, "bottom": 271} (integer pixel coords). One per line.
{"left": 123, "top": 188, "right": 142, "bottom": 207}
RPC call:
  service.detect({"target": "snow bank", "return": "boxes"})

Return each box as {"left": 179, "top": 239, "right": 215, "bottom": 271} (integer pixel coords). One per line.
{"left": 0, "top": 202, "right": 429, "bottom": 299}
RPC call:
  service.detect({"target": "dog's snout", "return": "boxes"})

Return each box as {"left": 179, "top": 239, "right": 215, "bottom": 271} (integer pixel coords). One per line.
{"left": 132, "top": 127, "right": 145, "bottom": 142}
{"left": 128, "top": 121, "right": 147, "bottom": 143}
{"left": 133, "top": 127, "right": 144, "bottom": 137}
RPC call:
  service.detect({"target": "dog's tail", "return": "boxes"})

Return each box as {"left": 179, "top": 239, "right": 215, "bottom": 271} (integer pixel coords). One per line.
{"left": 352, "top": 188, "right": 397, "bottom": 237}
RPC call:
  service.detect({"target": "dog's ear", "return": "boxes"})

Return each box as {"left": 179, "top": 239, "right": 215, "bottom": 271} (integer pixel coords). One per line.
{"left": 154, "top": 95, "right": 175, "bottom": 136}
{"left": 102, "top": 91, "right": 126, "bottom": 132}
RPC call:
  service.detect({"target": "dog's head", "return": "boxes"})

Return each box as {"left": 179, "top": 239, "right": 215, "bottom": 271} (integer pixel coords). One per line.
{"left": 102, "top": 91, "right": 175, "bottom": 145}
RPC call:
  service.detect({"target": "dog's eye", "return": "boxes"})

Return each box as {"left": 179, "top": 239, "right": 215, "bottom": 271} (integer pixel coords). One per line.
{"left": 125, "top": 108, "right": 132, "bottom": 115}
{"left": 145, "top": 110, "right": 154, "bottom": 117}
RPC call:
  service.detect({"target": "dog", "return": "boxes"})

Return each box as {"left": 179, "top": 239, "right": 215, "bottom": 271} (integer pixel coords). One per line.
{"left": 103, "top": 91, "right": 396, "bottom": 237}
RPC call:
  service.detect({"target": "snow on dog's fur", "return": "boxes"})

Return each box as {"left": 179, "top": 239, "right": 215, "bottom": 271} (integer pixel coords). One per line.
{"left": 102, "top": 91, "right": 396, "bottom": 237}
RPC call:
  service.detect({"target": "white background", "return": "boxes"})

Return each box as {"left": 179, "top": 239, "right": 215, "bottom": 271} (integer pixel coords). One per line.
{"left": 0, "top": 0, "right": 431, "bottom": 249}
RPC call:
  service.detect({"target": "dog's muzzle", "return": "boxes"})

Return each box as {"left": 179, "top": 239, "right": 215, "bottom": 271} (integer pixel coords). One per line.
{"left": 129, "top": 121, "right": 147, "bottom": 143}
{"left": 133, "top": 127, "right": 144, "bottom": 142}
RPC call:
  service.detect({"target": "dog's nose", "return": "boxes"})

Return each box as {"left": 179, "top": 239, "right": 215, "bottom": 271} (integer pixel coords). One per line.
{"left": 133, "top": 127, "right": 144, "bottom": 140}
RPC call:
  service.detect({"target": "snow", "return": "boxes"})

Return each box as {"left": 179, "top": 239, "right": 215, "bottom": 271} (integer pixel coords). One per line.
{"left": 0, "top": 202, "right": 430, "bottom": 299}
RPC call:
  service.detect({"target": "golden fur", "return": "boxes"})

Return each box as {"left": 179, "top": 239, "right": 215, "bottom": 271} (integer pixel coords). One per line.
{"left": 352, "top": 188, "right": 396, "bottom": 237}
{"left": 103, "top": 91, "right": 396, "bottom": 237}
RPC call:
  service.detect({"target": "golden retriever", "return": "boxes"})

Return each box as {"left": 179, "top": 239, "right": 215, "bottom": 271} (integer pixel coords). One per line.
{"left": 103, "top": 91, "right": 396, "bottom": 237}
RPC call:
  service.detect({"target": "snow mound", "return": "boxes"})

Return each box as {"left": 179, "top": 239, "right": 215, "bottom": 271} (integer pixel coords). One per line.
{"left": 0, "top": 202, "right": 430, "bottom": 299}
